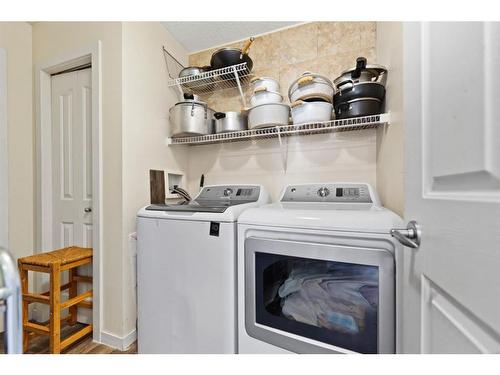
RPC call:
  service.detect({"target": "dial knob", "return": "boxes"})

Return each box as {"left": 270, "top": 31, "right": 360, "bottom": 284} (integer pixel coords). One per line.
{"left": 223, "top": 188, "right": 233, "bottom": 197}
{"left": 317, "top": 187, "right": 330, "bottom": 198}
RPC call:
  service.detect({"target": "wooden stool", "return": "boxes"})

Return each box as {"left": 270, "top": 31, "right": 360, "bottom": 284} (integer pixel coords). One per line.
{"left": 18, "top": 246, "right": 93, "bottom": 354}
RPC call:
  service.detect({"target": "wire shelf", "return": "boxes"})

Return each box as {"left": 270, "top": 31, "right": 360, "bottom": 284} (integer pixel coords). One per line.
{"left": 168, "top": 113, "right": 390, "bottom": 146}
{"left": 166, "top": 62, "right": 253, "bottom": 96}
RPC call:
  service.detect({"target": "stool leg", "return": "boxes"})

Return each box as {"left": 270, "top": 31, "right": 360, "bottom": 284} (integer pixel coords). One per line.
{"left": 18, "top": 263, "right": 29, "bottom": 353}
{"left": 68, "top": 268, "right": 78, "bottom": 326}
{"left": 49, "top": 262, "right": 61, "bottom": 354}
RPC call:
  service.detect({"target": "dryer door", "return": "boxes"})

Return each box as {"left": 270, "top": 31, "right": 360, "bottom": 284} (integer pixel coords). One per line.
{"left": 244, "top": 237, "right": 394, "bottom": 354}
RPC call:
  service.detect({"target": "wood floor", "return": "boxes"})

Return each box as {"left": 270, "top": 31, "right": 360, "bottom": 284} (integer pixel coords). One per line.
{"left": 0, "top": 322, "right": 137, "bottom": 354}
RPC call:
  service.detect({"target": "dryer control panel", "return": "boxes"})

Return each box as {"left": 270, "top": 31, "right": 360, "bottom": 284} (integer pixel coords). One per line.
{"left": 281, "top": 183, "right": 373, "bottom": 203}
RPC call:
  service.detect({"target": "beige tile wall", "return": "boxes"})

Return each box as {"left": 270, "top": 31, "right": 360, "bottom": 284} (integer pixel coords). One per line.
{"left": 189, "top": 22, "right": 377, "bottom": 111}
{"left": 185, "top": 22, "right": 382, "bottom": 202}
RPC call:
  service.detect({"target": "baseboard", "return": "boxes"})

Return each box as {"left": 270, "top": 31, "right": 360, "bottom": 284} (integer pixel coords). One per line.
{"left": 100, "top": 328, "right": 137, "bottom": 351}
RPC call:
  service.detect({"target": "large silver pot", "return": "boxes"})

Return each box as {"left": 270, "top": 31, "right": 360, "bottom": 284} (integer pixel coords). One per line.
{"left": 288, "top": 72, "right": 334, "bottom": 103}
{"left": 214, "top": 111, "right": 248, "bottom": 133}
{"left": 169, "top": 100, "right": 215, "bottom": 138}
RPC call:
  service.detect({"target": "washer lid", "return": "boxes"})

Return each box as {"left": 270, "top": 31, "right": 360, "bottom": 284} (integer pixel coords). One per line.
{"left": 137, "top": 184, "right": 270, "bottom": 222}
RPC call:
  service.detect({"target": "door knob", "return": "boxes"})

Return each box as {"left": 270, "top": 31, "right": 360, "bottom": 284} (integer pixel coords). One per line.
{"left": 84, "top": 207, "right": 92, "bottom": 213}
{"left": 390, "top": 220, "right": 421, "bottom": 248}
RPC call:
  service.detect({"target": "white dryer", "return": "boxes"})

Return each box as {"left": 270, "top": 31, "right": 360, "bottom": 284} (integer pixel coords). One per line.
{"left": 237, "top": 183, "right": 403, "bottom": 354}
{"left": 137, "top": 184, "right": 269, "bottom": 354}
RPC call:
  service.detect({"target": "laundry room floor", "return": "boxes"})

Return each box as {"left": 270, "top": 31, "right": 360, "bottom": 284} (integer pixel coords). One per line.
{"left": 0, "top": 322, "right": 137, "bottom": 354}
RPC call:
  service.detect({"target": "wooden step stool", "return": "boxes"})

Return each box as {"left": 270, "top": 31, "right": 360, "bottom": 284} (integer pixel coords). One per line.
{"left": 18, "top": 246, "right": 93, "bottom": 354}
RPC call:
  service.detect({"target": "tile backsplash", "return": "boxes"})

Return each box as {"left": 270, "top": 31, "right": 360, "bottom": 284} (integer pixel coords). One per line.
{"left": 189, "top": 22, "right": 376, "bottom": 112}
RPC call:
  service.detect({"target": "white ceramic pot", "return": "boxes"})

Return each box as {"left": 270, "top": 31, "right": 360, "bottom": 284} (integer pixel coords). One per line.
{"left": 250, "top": 77, "right": 280, "bottom": 92}
{"left": 291, "top": 101, "right": 333, "bottom": 125}
{"left": 250, "top": 87, "right": 283, "bottom": 106}
{"left": 248, "top": 103, "right": 290, "bottom": 129}
{"left": 288, "top": 72, "right": 334, "bottom": 103}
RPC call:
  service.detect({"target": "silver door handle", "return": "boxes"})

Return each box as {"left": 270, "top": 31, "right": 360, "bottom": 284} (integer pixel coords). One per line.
{"left": 0, "top": 247, "right": 23, "bottom": 354}
{"left": 84, "top": 207, "right": 92, "bottom": 213}
{"left": 390, "top": 220, "right": 421, "bottom": 249}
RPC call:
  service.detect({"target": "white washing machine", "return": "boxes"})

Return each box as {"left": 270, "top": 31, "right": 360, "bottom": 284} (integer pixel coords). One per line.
{"left": 137, "top": 184, "right": 269, "bottom": 354}
{"left": 237, "top": 183, "right": 403, "bottom": 354}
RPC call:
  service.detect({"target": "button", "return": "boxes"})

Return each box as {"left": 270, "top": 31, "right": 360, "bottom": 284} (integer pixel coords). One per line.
{"left": 317, "top": 187, "right": 330, "bottom": 198}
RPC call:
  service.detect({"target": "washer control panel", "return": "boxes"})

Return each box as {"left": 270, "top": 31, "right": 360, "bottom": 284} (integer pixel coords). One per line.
{"left": 282, "top": 183, "right": 372, "bottom": 203}
{"left": 197, "top": 185, "right": 261, "bottom": 202}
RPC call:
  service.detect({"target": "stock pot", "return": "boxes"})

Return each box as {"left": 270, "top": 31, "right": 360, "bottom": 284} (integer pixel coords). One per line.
{"left": 169, "top": 100, "right": 215, "bottom": 137}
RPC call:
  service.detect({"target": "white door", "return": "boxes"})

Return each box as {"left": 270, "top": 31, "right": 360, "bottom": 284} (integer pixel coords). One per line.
{"left": 51, "top": 68, "right": 93, "bottom": 249}
{"left": 51, "top": 68, "right": 92, "bottom": 322}
{"left": 401, "top": 22, "right": 500, "bottom": 353}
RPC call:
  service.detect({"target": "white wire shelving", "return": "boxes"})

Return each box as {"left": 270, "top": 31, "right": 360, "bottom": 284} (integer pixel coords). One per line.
{"left": 167, "top": 113, "right": 390, "bottom": 146}
{"left": 166, "top": 62, "right": 253, "bottom": 97}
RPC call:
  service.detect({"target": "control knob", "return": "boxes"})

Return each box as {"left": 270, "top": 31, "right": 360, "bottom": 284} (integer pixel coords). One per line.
{"left": 223, "top": 188, "right": 233, "bottom": 197}
{"left": 317, "top": 187, "right": 330, "bottom": 198}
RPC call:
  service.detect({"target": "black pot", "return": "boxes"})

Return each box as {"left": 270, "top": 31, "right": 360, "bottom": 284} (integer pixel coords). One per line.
{"left": 334, "top": 98, "right": 382, "bottom": 119}
{"left": 210, "top": 38, "right": 255, "bottom": 73}
{"left": 334, "top": 82, "right": 386, "bottom": 106}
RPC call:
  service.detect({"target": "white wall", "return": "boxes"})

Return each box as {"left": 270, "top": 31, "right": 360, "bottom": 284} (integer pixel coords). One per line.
{"left": 187, "top": 132, "right": 377, "bottom": 201}
{"left": 376, "top": 22, "right": 405, "bottom": 216}
{"left": 0, "top": 22, "right": 33, "bottom": 334}
{"left": 0, "top": 23, "right": 34, "bottom": 261}
{"left": 121, "top": 21, "right": 189, "bottom": 340}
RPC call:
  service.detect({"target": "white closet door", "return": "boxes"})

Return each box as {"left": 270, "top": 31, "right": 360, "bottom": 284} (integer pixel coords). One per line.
{"left": 51, "top": 68, "right": 92, "bottom": 249}
{"left": 402, "top": 22, "right": 500, "bottom": 353}
{"left": 51, "top": 68, "right": 92, "bottom": 323}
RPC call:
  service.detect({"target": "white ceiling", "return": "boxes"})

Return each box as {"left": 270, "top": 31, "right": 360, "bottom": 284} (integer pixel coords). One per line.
{"left": 162, "top": 22, "right": 299, "bottom": 53}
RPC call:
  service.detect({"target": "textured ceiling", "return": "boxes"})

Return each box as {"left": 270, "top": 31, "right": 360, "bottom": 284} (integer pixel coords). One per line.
{"left": 162, "top": 22, "right": 299, "bottom": 53}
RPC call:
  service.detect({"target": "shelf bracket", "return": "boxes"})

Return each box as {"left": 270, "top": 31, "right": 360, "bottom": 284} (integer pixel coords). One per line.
{"left": 276, "top": 126, "right": 288, "bottom": 173}
{"left": 232, "top": 65, "right": 247, "bottom": 108}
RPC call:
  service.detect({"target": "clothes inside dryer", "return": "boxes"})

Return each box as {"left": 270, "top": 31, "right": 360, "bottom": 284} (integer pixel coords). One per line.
{"left": 255, "top": 253, "right": 379, "bottom": 353}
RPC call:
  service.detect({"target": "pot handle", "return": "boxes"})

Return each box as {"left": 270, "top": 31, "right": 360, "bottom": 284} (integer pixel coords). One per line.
{"left": 184, "top": 93, "right": 195, "bottom": 100}
{"left": 214, "top": 112, "right": 226, "bottom": 120}
{"left": 351, "top": 57, "right": 367, "bottom": 79}
{"left": 297, "top": 76, "right": 314, "bottom": 86}
{"left": 254, "top": 86, "right": 268, "bottom": 93}
{"left": 250, "top": 76, "right": 261, "bottom": 83}
{"left": 241, "top": 37, "right": 255, "bottom": 55}
{"left": 337, "top": 101, "right": 350, "bottom": 114}
{"left": 291, "top": 100, "right": 305, "bottom": 108}
{"left": 337, "top": 80, "right": 354, "bottom": 94}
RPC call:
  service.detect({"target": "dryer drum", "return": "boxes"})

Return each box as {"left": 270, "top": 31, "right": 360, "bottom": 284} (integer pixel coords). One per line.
{"left": 334, "top": 98, "right": 382, "bottom": 119}
{"left": 334, "top": 82, "right": 386, "bottom": 105}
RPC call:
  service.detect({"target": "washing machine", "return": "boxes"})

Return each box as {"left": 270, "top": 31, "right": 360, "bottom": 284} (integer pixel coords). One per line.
{"left": 237, "top": 183, "right": 403, "bottom": 354}
{"left": 137, "top": 184, "right": 270, "bottom": 354}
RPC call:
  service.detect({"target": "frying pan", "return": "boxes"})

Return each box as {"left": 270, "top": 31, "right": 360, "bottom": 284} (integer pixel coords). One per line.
{"left": 210, "top": 37, "right": 255, "bottom": 72}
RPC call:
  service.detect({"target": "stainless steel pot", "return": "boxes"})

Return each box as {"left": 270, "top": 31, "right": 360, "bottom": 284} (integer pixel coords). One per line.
{"left": 214, "top": 111, "right": 248, "bottom": 133}
{"left": 169, "top": 100, "right": 215, "bottom": 138}
{"left": 247, "top": 103, "right": 290, "bottom": 129}
{"left": 179, "top": 66, "right": 214, "bottom": 92}
{"left": 288, "top": 72, "right": 334, "bottom": 103}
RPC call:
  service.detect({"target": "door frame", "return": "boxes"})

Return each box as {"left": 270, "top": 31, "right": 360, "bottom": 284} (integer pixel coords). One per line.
{"left": 0, "top": 49, "right": 8, "bottom": 254}
{"left": 35, "top": 41, "right": 103, "bottom": 342}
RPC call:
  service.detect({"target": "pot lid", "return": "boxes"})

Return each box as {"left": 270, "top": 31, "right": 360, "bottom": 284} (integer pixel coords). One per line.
{"left": 339, "top": 64, "right": 387, "bottom": 77}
